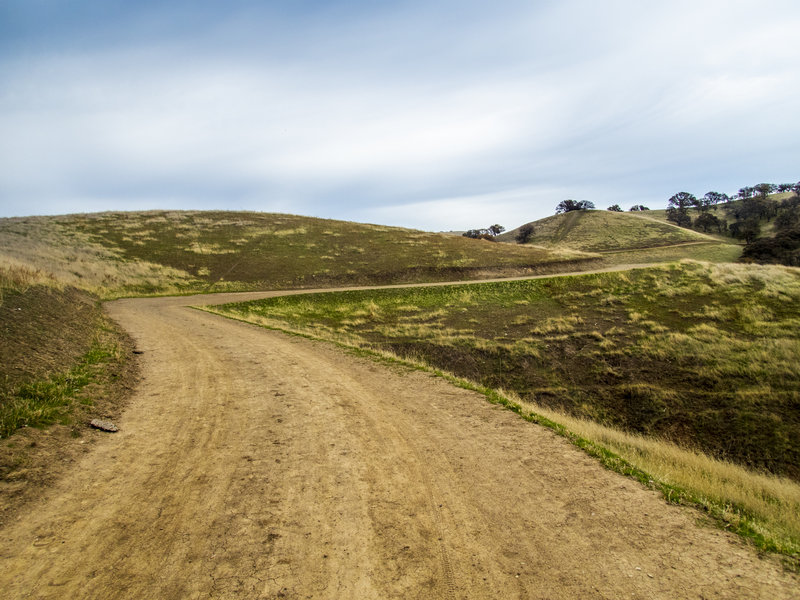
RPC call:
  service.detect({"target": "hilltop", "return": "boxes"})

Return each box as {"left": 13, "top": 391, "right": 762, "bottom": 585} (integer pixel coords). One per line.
{"left": 0, "top": 211, "right": 597, "bottom": 298}
{"left": 499, "top": 209, "right": 742, "bottom": 264}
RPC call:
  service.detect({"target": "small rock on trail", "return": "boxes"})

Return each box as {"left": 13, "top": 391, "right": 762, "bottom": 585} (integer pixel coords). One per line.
{"left": 89, "top": 419, "right": 118, "bottom": 433}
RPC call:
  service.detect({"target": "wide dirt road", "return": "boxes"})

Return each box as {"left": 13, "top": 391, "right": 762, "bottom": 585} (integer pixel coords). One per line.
{"left": 0, "top": 289, "right": 797, "bottom": 598}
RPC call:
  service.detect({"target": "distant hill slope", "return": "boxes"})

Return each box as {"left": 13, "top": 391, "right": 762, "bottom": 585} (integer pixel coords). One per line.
{"left": 499, "top": 210, "right": 712, "bottom": 252}
{"left": 644, "top": 192, "right": 797, "bottom": 227}
{"left": 0, "top": 211, "right": 597, "bottom": 297}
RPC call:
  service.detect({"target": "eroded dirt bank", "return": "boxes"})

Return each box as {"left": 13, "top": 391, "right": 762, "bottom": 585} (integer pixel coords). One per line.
{"left": 0, "top": 290, "right": 796, "bottom": 598}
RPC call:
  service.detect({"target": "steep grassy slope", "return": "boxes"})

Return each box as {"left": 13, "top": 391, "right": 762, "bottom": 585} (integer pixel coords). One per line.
{"left": 0, "top": 211, "right": 597, "bottom": 297}
{"left": 0, "top": 266, "right": 138, "bottom": 516}
{"left": 0, "top": 266, "right": 136, "bottom": 437}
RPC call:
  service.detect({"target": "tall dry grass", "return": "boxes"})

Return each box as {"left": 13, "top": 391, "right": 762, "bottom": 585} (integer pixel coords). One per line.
{"left": 0, "top": 216, "right": 198, "bottom": 297}
{"left": 508, "top": 393, "right": 800, "bottom": 555}
{"left": 0, "top": 262, "right": 61, "bottom": 307}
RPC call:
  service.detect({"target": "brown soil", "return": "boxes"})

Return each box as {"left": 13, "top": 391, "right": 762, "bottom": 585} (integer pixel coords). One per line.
{"left": 0, "top": 289, "right": 797, "bottom": 598}
{"left": 0, "top": 286, "right": 99, "bottom": 396}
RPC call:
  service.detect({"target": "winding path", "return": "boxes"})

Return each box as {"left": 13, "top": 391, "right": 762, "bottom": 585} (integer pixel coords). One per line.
{"left": 0, "top": 282, "right": 796, "bottom": 598}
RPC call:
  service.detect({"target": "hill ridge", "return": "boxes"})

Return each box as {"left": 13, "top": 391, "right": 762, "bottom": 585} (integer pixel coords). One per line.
{"left": 501, "top": 209, "right": 720, "bottom": 251}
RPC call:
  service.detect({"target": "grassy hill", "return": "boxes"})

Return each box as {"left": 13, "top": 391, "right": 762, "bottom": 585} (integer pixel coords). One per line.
{"left": 500, "top": 210, "right": 706, "bottom": 250}
{"left": 499, "top": 209, "right": 742, "bottom": 265}
{"left": 0, "top": 211, "right": 598, "bottom": 298}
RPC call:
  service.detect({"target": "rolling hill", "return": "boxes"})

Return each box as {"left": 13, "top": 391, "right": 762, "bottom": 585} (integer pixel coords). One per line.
{"left": 499, "top": 209, "right": 742, "bottom": 264}
{"left": 3, "top": 207, "right": 800, "bottom": 563}
{"left": 501, "top": 209, "right": 712, "bottom": 250}
{"left": 0, "top": 211, "right": 597, "bottom": 298}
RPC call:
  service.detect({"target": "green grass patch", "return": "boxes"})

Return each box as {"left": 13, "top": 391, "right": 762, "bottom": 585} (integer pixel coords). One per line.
{"left": 597, "top": 241, "right": 742, "bottom": 265}
{"left": 0, "top": 337, "right": 119, "bottom": 439}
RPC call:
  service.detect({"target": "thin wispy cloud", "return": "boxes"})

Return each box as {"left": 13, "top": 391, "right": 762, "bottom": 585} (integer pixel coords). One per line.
{"left": 1, "top": 1, "right": 798, "bottom": 230}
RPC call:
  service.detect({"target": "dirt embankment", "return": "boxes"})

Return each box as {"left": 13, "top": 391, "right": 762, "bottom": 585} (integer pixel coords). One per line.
{"left": 0, "top": 286, "right": 99, "bottom": 396}
{"left": 0, "top": 285, "right": 139, "bottom": 520}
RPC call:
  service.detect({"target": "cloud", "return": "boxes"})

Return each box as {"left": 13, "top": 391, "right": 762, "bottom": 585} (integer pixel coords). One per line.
{"left": 358, "top": 186, "right": 570, "bottom": 231}
{"left": 1, "top": 1, "right": 799, "bottom": 228}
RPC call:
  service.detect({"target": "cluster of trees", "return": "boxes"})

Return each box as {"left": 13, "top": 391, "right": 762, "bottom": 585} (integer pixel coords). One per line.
{"left": 607, "top": 204, "right": 651, "bottom": 212}
{"left": 736, "top": 182, "right": 800, "bottom": 199}
{"left": 665, "top": 182, "right": 800, "bottom": 238}
{"left": 740, "top": 194, "right": 800, "bottom": 265}
{"left": 663, "top": 181, "right": 800, "bottom": 265}
{"left": 555, "top": 200, "right": 650, "bottom": 214}
{"left": 665, "top": 191, "right": 732, "bottom": 231}
{"left": 462, "top": 224, "right": 505, "bottom": 241}
{"left": 555, "top": 199, "right": 595, "bottom": 213}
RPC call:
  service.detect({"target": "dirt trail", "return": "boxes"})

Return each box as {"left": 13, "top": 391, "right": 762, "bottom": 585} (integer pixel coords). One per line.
{"left": 0, "top": 287, "right": 797, "bottom": 598}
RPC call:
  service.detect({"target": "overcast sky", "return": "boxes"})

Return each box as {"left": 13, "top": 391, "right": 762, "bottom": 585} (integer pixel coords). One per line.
{"left": 1, "top": 1, "right": 798, "bottom": 231}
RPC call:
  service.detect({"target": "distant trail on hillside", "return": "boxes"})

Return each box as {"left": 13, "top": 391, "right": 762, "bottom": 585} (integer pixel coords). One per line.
{"left": 551, "top": 209, "right": 582, "bottom": 243}
{"left": 629, "top": 213, "right": 723, "bottom": 241}
{"left": 594, "top": 240, "right": 728, "bottom": 254}
{"left": 0, "top": 274, "right": 796, "bottom": 598}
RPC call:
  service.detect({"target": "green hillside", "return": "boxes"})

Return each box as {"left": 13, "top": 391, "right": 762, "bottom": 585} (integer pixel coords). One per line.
{"left": 501, "top": 210, "right": 709, "bottom": 250}
{"left": 500, "top": 210, "right": 742, "bottom": 264}
{"left": 644, "top": 192, "right": 797, "bottom": 228}
{"left": 0, "top": 211, "right": 597, "bottom": 298}
{"left": 211, "top": 261, "right": 800, "bottom": 479}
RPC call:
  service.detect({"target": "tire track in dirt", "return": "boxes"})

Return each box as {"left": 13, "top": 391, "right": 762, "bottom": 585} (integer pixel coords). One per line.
{"left": 0, "top": 287, "right": 797, "bottom": 598}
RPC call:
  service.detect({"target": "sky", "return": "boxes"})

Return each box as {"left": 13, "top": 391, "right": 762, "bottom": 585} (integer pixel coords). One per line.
{"left": 1, "top": 0, "right": 799, "bottom": 231}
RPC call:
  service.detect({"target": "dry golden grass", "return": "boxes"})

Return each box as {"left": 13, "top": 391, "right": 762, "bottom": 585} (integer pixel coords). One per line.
{"left": 509, "top": 393, "right": 800, "bottom": 554}
{"left": 0, "top": 263, "right": 61, "bottom": 307}
{"left": 0, "top": 216, "right": 199, "bottom": 298}
{"left": 187, "top": 242, "right": 237, "bottom": 255}
{"left": 0, "top": 263, "right": 60, "bottom": 290}
{"left": 531, "top": 314, "right": 584, "bottom": 334}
